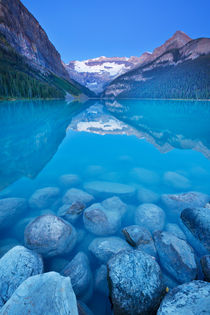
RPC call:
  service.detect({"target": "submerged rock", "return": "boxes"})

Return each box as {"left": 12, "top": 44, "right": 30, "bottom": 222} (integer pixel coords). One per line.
{"left": 88, "top": 236, "right": 131, "bottom": 263}
{"left": 157, "top": 280, "right": 210, "bottom": 315}
{"left": 83, "top": 199, "right": 124, "bottom": 236}
{"left": 94, "top": 264, "right": 109, "bottom": 295}
{"left": 0, "top": 246, "right": 43, "bottom": 307}
{"left": 58, "top": 201, "right": 85, "bottom": 223}
{"left": 200, "top": 255, "right": 210, "bottom": 282}
{"left": 161, "top": 191, "right": 210, "bottom": 213}
{"left": 131, "top": 167, "right": 160, "bottom": 185}
{"left": 24, "top": 215, "right": 77, "bottom": 257}
{"left": 165, "top": 223, "right": 186, "bottom": 240}
{"left": 0, "top": 198, "right": 27, "bottom": 229}
{"left": 63, "top": 188, "right": 94, "bottom": 205}
{"left": 59, "top": 174, "right": 81, "bottom": 187}
{"left": 0, "top": 272, "right": 78, "bottom": 315}
{"left": 181, "top": 207, "right": 210, "bottom": 252}
{"left": 107, "top": 250, "right": 165, "bottom": 315}
{"left": 154, "top": 231, "right": 197, "bottom": 283}
{"left": 122, "top": 225, "right": 157, "bottom": 257}
{"left": 61, "top": 252, "right": 93, "bottom": 301}
{"left": 101, "top": 196, "right": 127, "bottom": 216}
{"left": 0, "top": 238, "right": 20, "bottom": 258}
{"left": 29, "top": 187, "right": 60, "bottom": 210}
{"left": 84, "top": 181, "right": 136, "bottom": 199}
{"left": 163, "top": 171, "right": 191, "bottom": 190}
{"left": 135, "top": 203, "right": 165, "bottom": 233}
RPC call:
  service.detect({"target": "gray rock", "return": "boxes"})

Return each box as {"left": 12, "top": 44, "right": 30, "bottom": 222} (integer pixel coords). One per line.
{"left": 24, "top": 215, "right": 77, "bottom": 257}
{"left": 163, "top": 171, "right": 191, "bottom": 190}
{"left": 162, "top": 273, "right": 179, "bottom": 289}
{"left": 77, "top": 301, "right": 94, "bottom": 315}
{"left": 135, "top": 203, "right": 165, "bottom": 233}
{"left": 161, "top": 191, "right": 210, "bottom": 213}
{"left": 0, "top": 198, "right": 27, "bottom": 229}
{"left": 61, "top": 252, "right": 93, "bottom": 302}
{"left": 83, "top": 201, "right": 123, "bottom": 236}
{"left": 137, "top": 186, "right": 159, "bottom": 203}
{"left": 0, "top": 272, "right": 78, "bottom": 315}
{"left": 29, "top": 187, "right": 60, "bottom": 210}
{"left": 94, "top": 264, "right": 109, "bottom": 295}
{"left": 200, "top": 255, "right": 210, "bottom": 282}
{"left": 181, "top": 207, "right": 210, "bottom": 252}
{"left": 59, "top": 174, "right": 81, "bottom": 187}
{"left": 157, "top": 280, "right": 210, "bottom": 315}
{"left": 165, "top": 223, "right": 186, "bottom": 240}
{"left": 58, "top": 201, "right": 85, "bottom": 223}
{"left": 0, "top": 246, "right": 43, "bottom": 307}
{"left": 107, "top": 250, "right": 165, "bottom": 315}
{"left": 101, "top": 196, "right": 127, "bottom": 216}
{"left": 63, "top": 188, "right": 94, "bottom": 205}
{"left": 84, "top": 181, "right": 136, "bottom": 199}
{"left": 154, "top": 231, "right": 197, "bottom": 284}
{"left": 122, "top": 225, "right": 157, "bottom": 257}
{"left": 88, "top": 236, "right": 131, "bottom": 263}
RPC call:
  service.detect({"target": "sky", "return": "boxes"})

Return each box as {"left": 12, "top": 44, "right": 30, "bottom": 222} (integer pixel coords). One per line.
{"left": 22, "top": 0, "right": 210, "bottom": 63}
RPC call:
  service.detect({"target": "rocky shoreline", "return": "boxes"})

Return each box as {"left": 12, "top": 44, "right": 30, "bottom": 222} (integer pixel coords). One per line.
{"left": 0, "top": 176, "right": 209, "bottom": 314}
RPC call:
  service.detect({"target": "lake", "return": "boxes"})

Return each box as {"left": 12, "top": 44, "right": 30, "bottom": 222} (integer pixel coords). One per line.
{"left": 0, "top": 99, "right": 210, "bottom": 314}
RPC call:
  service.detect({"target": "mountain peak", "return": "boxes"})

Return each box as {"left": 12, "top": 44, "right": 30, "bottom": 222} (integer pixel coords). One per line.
{"left": 153, "top": 31, "right": 192, "bottom": 58}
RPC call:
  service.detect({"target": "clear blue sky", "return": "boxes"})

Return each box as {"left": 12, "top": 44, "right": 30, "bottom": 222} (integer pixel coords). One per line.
{"left": 22, "top": 0, "right": 210, "bottom": 62}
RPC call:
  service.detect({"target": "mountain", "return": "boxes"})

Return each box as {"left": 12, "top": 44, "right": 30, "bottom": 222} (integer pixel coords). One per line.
{"left": 0, "top": 0, "right": 94, "bottom": 99}
{"left": 65, "top": 55, "right": 151, "bottom": 94}
{"left": 103, "top": 31, "right": 210, "bottom": 99}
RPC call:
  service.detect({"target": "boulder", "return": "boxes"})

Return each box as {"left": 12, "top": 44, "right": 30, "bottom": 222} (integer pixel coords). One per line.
{"left": 59, "top": 174, "right": 81, "bottom": 187}
{"left": 137, "top": 186, "right": 159, "bottom": 203}
{"left": 84, "top": 181, "right": 135, "bottom": 199}
{"left": 157, "top": 280, "right": 210, "bottom": 315}
{"left": 200, "top": 255, "right": 210, "bottom": 282}
{"left": 154, "top": 231, "right": 197, "bottom": 283}
{"left": 94, "top": 264, "right": 109, "bottom": 295}
{"left": 29, "top": 187, "right": 60, "bottom": 210}
{"left": 101, "top": 196, "right": 127, "bottom": 216}
{"left": 0, "top": 272, "right": 78, "bottom": 315}
{"left": 161, "top": 191, "right": 210, "bottom": 213}
{"left": 61, "top": 252, "right": 93, "bottom": 301}
{"left": 107, "top": 250, "right": 165, "bottom": 315}
{"left": 122, "top": 225, "right": 157, "bottom": 257}
{"left": 58, "top": 201, "right": 85, "bottom": 223}
{"left": 135, "top": 203, "right": 165, "bottom": 233}
{"left": 181, "top": 207, "right": 210, "bottom": 252}
{"left": 63, "top": 188, "right": 94, "bottom": 205}
{"left": 165, "top": 223, "right": 186, "bottom": 240}
{"left": 0, "top": 246, "right": 43, "bottom": 307}
{"left": 0, "top": 198, "right": 27, "bottom": 229}
{"left": 83, "top": 201, "right": 123, "bottom": 236}
{"left": 24, "top": 215, "right": 77, "bottom": 257}
{"left": 88, "top": 236, "right": 131, "bottom": 263}
{"left": 163, "top": 171, "right": 191, "bottom": 190}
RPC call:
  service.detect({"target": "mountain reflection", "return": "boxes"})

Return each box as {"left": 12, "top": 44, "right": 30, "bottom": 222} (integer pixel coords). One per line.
{"left": 0, "top": 100, "right": 87, "bottom": 191}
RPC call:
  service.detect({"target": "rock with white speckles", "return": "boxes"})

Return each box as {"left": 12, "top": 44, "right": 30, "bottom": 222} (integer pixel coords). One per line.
{"left": 0, "top": 246, "right": 43, "bottom": 308}
{"left": 24, "top": 215, "right": 77, "bottom": 257}
{"left": 135, "top": 203, "right": 165, "bottom": 233}
{"left": 157, "top": 280, "right": 210, "bottom": 315}
{"left": 107, "top": 250, "right": 165, "bottom": 315}
{"left": 29, "top": 187, "right": 60, "bottom": 210}
{"left": 154, "top": 231, "right": 197, "bottom": 284}
{"left": 0, "top": 272, "right": 78, "bottom": 315}
{"left": 88, "top": 236, "right": 131, "bottom": 263}
{"left": 63, "top": 188, "right": 94, "bottom": 205}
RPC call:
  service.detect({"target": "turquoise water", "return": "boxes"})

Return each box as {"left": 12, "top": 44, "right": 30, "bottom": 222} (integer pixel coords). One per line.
{"left": 0, "top": 99, "right": 210, "bottom": 314}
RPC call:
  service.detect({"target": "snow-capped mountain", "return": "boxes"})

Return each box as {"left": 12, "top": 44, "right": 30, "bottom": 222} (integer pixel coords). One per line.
{"left": 65, "top": 55, "right": 151, "bottom": 94}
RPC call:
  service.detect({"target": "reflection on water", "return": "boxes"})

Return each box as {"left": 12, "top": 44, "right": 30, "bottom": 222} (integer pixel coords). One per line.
{"left": 0, "top": 100, "right": 87, "bottom": 191}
